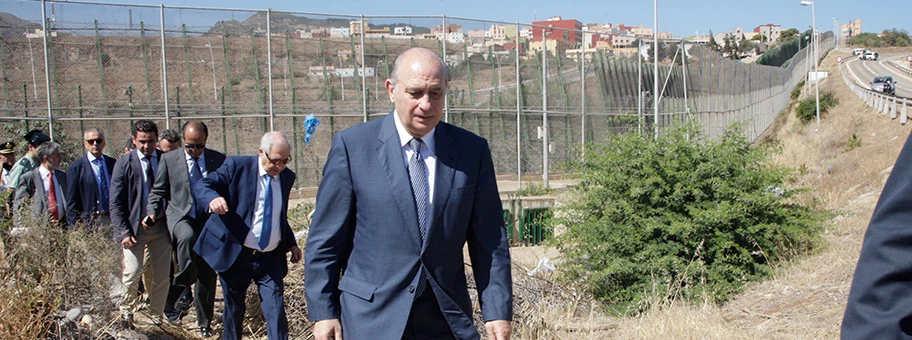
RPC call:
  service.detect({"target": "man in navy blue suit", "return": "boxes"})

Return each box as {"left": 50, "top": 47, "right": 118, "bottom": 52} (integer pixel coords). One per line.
{"left": 195, "top": 131, "right": 302, "bottom": 339}
{"left": 66, "top": 128, "right": 116, "bottom": 229}
{"left": 305, "top": 47, "right": 513, "bottom": 340}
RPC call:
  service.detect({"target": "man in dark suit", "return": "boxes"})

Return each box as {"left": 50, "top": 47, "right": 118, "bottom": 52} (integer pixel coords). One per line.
{"left": 305, "top": 47, "right": 513, "bottom": 340}
{"left": 843, "top": 130, "right": 912, "bottom": 338}
{"left": 110, "top": 120, "right": 171, "bottom": 328}
{"left": 147, "top": 121, "right": 226, "bottom": 336}
{"left": 65, "top": 128, "right": 116, "bottom": 229}
{"left": 13, "top": 141, "right": 67, "bottom": 229}
{"left": 194, "top": 131, "right": 302, "bottom": 340}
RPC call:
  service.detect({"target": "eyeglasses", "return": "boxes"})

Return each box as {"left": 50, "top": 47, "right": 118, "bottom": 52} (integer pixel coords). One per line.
{"left": 184, "top": 143, "right": 206, "bottom": 150}
{"left": 262, "top": 150, "right": 291, "bottom": 165}
{"left": 85, "top": 138, "right": 104, "bottom": 144}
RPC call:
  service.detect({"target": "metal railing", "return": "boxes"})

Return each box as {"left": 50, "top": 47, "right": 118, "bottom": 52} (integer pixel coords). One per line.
{"left": 840, "top": 62, "right": 910, "bottom": 124}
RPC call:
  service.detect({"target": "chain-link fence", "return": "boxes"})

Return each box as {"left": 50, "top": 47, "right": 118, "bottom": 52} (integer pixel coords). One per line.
{"left": 0, "top": 0, "right": 834, "bottom": 188}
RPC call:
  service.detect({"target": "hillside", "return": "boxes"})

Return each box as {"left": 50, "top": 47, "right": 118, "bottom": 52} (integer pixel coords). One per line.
{"left": 204, "top": 11, "right": 431, "bottom": 36}
{"left": 508, "top": 48, "right": 912, "bottom": 338}
{"left": 0, "top": 12, "right": 40, "bottom": 41}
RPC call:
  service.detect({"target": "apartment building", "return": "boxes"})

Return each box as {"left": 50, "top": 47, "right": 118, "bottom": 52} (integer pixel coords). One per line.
{"left": 532, "top": 16, "right": 583, "bottom": 49}
{"left": 753, "top": 24, "right": 781, "bottom": 42}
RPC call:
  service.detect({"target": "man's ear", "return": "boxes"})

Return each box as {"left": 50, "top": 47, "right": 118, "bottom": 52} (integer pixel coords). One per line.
{"left": 385, "top": 79, "right": 396, "bottom": 103}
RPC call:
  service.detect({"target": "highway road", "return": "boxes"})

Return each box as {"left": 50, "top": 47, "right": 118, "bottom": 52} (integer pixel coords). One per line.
{"left": 843, "top": 52, "right": 912, "bottom": 98}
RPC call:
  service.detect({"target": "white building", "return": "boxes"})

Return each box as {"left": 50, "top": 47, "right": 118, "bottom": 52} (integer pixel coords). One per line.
{"left": 394, "top": 26, "right": 413, "bottom": 35}
{"left": 331, "top": 27, "right": 350, "bottom": 38}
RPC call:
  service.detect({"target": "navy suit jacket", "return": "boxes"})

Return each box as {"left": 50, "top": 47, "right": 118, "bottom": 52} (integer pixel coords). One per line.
{"left": 843, "top": 130, "right": 912, "bottom": 339}
{"left": 65, "top": 153, "right": 116, "bottom": 226}
{"left": 193, "top": 156, "right": 297, "bottom": 273}
{"left": 305, "top": 113, "right": 513, "bottom": 340}
{"left": 110, "top": 150, "right": 166, "bottom": 242}
{"left": 147, "top": 148, "right": 226, "bottom": 228}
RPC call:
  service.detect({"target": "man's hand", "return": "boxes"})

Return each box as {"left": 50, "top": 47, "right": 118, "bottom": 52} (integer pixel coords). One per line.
{"left": 209, "top": 197, "right": 228, "bottom": 215}
{"left": 313, "top": 319, "right": 342, "bottom": 340}
{"left": 485, "top": 320, "right": 512, "bottom": 340}
{"left": 142, "top": 214, "right": 155, "bottom": 230}
{"left": 120, "top": 236, "right": 136, "bottom": 249}
{"left": 289, "top": 245, "right": 303, "bottom": 264}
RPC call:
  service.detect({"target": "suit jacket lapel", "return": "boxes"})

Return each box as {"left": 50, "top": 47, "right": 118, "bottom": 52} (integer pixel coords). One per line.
{"left": 377, "top": 113, "right": 422, "bottom": 248}
{"left": 428, "top": 123, "right": 456, "bottom": 249}
{"left": 244, "top": 156, "right": 258, "bottom": 228}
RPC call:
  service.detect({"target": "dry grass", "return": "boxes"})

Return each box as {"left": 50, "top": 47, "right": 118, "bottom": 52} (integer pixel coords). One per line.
{"left": 521, "top": 49, "right": 911, "bottom": 339}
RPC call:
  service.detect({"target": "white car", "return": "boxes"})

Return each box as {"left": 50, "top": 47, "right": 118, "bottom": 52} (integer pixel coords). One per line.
{"left": 853, "top": 48, "right": 865, "bottom": 55}
{"left": 862, "top": 51, "right": 879, "bottom": 61}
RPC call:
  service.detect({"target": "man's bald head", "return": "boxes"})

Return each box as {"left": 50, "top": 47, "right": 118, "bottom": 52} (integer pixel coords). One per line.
{"left": 389, "top": 47, "right": 450, "bottom": 89}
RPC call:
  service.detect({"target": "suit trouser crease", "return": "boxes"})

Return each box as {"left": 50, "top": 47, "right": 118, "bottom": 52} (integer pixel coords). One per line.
{"left": 120, "top": 226, "right": 171, "bottom": 316}
{"left": 219, "top": 249, "right": 288, "bottom": 340}
{"left": 167, "top": 217, "right": 216, "bottom": 326}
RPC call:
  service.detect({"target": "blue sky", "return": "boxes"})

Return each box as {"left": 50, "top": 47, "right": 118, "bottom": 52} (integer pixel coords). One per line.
{"left": 7, "top": 0, "right": 907, "bottom": 38}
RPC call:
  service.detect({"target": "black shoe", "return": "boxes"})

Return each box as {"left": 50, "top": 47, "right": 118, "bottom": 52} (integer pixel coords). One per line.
{"left": 165, "top": 308, "right": 185, "bottom": 324}
{"left": 199, "top": 326, "right": 212, "bottom": 338}
{"left": 174, "top": 293, "right": 192, "bottom": 311}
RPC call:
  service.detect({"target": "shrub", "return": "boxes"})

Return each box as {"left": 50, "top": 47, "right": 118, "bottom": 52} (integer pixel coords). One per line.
{"left": 555, "top": 122, "right": 823, "bottom": 315}
{"left": 791, "top": 80, "right": 805, "bottom": 100}
{"left": 795, "top": 90, "right": 839, "bottom": 123}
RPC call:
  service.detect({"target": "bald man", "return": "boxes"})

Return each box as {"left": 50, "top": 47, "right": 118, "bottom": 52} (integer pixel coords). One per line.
{"left": 146, "top": 121, "right": 225, "bottom": 336}
{"left": 306, "top": 47, "right": 513, "bottom": 340}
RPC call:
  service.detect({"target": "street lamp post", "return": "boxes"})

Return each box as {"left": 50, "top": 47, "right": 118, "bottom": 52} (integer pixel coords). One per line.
{"left": 801, "top": 0, "right": 820, "bottom": 125}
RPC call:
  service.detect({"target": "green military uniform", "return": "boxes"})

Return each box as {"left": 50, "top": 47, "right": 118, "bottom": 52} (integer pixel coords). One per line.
{"left": 7, "top": 154, "right": 36, "bottom": 190}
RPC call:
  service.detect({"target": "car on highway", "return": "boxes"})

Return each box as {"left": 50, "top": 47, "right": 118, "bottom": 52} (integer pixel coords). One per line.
{"left": 862, "top": 51, "right": 879, "bottom": 61}
{"left": 871, "top": 76, "right": 896, "bottom": 95}
{"left": 853, "top": 48, "right": 865, "bottom": 56}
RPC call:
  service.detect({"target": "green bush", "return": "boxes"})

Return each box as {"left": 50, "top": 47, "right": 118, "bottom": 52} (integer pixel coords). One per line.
{"left": 795, "top": 91, "right": 839, "bottom": 123}
{"left": 791, "top": 81, "right": 805, "bottom": 100}
{"left": 555, "top": 123, "right": 823, "bottom": 315}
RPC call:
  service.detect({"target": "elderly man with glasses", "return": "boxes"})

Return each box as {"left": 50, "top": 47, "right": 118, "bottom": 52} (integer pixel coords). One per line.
{"left": 146, "top": 121, "right": 226, "bottom": 336}
{"left": 194, "top": 131, "right": 301, "bottom": 339}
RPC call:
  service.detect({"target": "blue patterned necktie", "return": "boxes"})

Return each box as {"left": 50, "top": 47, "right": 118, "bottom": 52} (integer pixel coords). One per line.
{"left": 258, "top": 174, "right": 273, "bottom": 250}
{"left": 94, "top": 158, "right": 109, "bottom": 212}
{"left": 408, "top": 138, "right": 429, "bottom": 296}
{"left": 188, "top": 157, "right": 204, "bottom": 219}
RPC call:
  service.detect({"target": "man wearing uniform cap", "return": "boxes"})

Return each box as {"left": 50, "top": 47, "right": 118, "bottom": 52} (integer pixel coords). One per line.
{"left": 1, "top": 141, "right": 16, "bottom": 218}
{"left": 6, "top": 130, "right": 51, "bottom": 195}
{"left": 1, "top": 141, "right": 17, "bottom": 192}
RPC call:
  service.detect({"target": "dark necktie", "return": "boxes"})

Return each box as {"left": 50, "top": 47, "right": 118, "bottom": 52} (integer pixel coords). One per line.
{"left": 94, "top": 158, "right": 109, "bottom": 213}
{"left": 408, "top": 138, "right": 429, "bottom": 296}
{"left": 188, "top": 157, "right": 205, "bottom": 219}
{"left": 258, "top": 174, "right": 273, "bottom": 250}
{"left": 48, "top": 172, "right": 59, "bottom": 220}
{"left": 143, "top": 157, "right": 154, "bottom": 218}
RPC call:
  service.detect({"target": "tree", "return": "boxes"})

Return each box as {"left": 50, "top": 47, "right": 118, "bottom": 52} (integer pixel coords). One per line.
{"left": 881, "top": 28, "right": 911, "bottom": 47}
{"left": 738, "top": 34, "right": 757, "bottom": 57}
{"left": 721, "top": 33, "right": 740, "bottom": 60}
{"left": 779, "top": 28, "right": 799, "bottom": 42}
{"left": 645, "top": 40, "right": 670, "bottom": 61}
{"left": 707, "top": 30, "right": 721, "bottom": 52}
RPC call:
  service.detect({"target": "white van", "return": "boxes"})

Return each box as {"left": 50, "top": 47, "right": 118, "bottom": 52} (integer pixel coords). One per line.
{"left": 853, "top": 48, "right": 865, "bottom": 56}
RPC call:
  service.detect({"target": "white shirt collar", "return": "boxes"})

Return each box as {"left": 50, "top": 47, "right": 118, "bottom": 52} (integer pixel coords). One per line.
{"left": 184, "top": 149, "right": 205, "bottom": 162}
{"left": 392, "top": 110, "right": 436, "bottom": 152}
{"left": 38, "top": 164, "right": 51, "bottom": 178}
{"left": 257, "top": 157, "right": 269, "bottom": 178}
{"left": 87, "top": 152, "right": 101, "bottom": 163}
{"left": 136, "top": 149, "right": 155, "bottom": 161}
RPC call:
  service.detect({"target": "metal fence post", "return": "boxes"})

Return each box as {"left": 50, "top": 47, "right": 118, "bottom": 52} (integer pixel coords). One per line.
{"left": 442, "top": 15, "right": 448, "bottom": 123}
{"left": 41, "top": 0, "right": 54, "bottom": 138}
{"left": 515, "top": 22, "right": 522, "bottom": 189}
{"left": 160, "top": 5, "right": 170, "bottom": 129}
{"left": 542, "top": 28, "right": 549, "bottom": 188}
{"left": 360, "top": 14, "right": 367, "bottom": 123}
{"left": 267, "top": 9, "right": 275, "bottom": 130}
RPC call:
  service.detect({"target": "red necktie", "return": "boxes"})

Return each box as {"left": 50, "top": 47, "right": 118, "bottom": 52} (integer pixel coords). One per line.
{"left": 48, "top": 173, "right": 58, "bottom": 220}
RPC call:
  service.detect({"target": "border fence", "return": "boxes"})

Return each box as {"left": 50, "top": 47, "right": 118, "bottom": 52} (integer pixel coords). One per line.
{"left": 0, "top": 0, "right": 834, "bottom": 189}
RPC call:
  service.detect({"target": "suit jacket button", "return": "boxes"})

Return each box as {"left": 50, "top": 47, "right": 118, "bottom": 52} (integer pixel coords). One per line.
{"left": 408, "top": 285, "right": 415, "bottom": 293}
